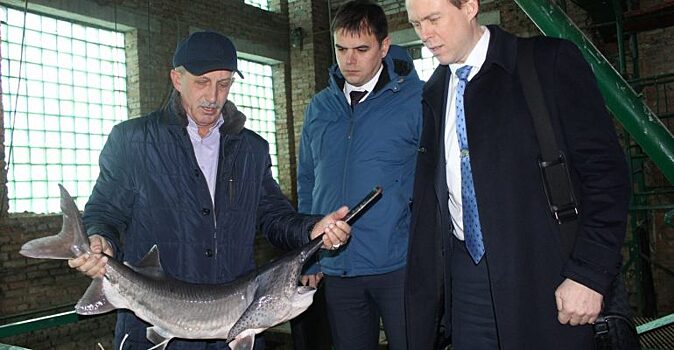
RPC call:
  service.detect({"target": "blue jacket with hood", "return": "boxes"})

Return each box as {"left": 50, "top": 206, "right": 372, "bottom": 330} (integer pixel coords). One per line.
{"left": 298, "top": 45, "right": 423, "bottom": 277}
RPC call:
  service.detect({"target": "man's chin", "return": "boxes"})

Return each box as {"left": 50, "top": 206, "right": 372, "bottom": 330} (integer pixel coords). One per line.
{"left": 189, "top": 112, "right": 219, "bottom": 126}
{"left": 344, "top": 77, "right": 364, "bottom": 87}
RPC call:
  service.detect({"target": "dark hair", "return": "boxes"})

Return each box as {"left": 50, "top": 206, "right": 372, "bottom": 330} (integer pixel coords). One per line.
{"left": 331, "top": 0, "right": 388, "bottom": 44}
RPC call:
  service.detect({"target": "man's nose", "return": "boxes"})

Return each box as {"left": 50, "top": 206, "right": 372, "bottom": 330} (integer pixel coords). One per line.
{"left": 346, "top": 50, "right": 357, "bottom": 64}
{"left": 417, "top": 23, "right": 431, "bottom": 42}
{"left": 205, "top": 84, "right": 217, "bottom": 102}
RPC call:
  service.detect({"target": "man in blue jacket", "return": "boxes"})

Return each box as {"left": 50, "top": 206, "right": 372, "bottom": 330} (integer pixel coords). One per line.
{"left": 297, "top": 1, "right": 423, "bottom": 349}
{"left": 68, "top": 30, "right": 352, "bottom": 350}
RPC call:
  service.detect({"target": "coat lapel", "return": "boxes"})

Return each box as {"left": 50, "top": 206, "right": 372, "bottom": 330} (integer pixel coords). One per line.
{"left": 423, "top": 65, "right": 449, "bottom": 144}
{"left": 423, "top": 65, "right": 453, "bottom": 233}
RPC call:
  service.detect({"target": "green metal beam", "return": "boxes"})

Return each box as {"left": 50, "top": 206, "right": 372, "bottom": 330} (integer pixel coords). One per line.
{"left": 514, "top": 0, "right": 674, "bottom": 185}
{"left": 0, "top": 344, "right": 30, "bottom": 350}
{"left": 0, "top": 311, "right": 79, "bottom": 338}
{"left": 637, "top": 312, "right": 674, "bottom": 334}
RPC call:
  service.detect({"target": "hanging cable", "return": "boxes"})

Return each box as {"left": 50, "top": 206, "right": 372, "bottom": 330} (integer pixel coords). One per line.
{"left": 2, "top": 0, "right": 29, "bottom": 213}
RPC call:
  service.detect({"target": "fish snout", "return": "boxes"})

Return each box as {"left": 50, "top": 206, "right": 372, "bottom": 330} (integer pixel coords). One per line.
{"left": 297, "top": 286, "right": 316, "bottom": 294}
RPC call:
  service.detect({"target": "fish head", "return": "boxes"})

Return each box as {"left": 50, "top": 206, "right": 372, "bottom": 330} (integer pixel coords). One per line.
{"left": 262, "top": 238, "right": 323, "bottom": 297}
{"left": 286, "top": 285, "right": 317, "bottom": 319}
{"left": 226, "top": 240, "right": 323, "bottom": 341}
{"left": 227, "top": 284, "right": 317, "bottom": 341}
{"left": 277, "top": 236, "right": 324, "bottom": 292}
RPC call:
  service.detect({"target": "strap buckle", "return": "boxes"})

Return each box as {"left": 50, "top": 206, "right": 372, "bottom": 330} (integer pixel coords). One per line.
{"left": 553, "top": 204, "right": 579, "bottom": 224}
{"left": 538, "top": 152, "right": 579, "bottom": 224}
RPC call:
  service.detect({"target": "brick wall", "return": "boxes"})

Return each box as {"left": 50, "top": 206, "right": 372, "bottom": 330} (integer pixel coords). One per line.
{"left": 1, "top": 216, "right": 79, "bottom": 314}
{"left": 0, "top": 215, "right": 116, "bottom": 349}
{"left": 287, "top": 0, "right": 332, "bottom": 188}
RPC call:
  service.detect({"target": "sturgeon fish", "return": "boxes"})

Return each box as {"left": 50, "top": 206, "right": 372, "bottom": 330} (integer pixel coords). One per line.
{"left": 20, "top": 185, "right": 382, "bottom": 350}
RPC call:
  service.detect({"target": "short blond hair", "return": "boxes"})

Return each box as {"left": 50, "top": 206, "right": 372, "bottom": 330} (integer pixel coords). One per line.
{"left": 449, "top": 0, "right": 471, "bottom": 8}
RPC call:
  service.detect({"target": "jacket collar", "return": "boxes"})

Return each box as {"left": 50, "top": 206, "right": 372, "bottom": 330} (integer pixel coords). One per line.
{"left": 423, "top": 65, "right": 449, "bottom": 144}
{"left": 477, "top": 25, "right": 518, "bottom": 79}
{"left": 162, "top": 90, "right": 246, "bottom": 135}
{"left": 423, "top": 25, "right": 518, "bottom": 115}
{"left": 328, "top": 44, "right": 418, "bottom": 97}
{"left": 423, "top": 65, "right": 448, "bottom": 113}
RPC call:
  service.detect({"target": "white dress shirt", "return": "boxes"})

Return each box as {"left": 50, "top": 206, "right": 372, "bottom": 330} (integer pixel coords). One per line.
{"left": 344, "top": 64, "right": 384, "bottom": 104}
{"left": 187, "top": 114, "right": 224, "bottom": 205}
{"left": 444, "top": 27, "right": 490, "bottom": 240}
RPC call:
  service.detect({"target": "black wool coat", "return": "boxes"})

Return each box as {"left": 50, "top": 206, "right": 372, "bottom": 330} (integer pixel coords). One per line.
{"left": 404, "top": 26, "right": 630, "bottom": 350}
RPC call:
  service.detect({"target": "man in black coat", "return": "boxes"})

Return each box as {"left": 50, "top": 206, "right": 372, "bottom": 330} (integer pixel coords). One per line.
{"left": 404, "top": 0, "right": 630, "bottom": 349}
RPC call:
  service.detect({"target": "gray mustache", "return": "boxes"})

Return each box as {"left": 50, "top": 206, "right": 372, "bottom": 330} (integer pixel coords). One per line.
{"left": 199, "top": 102, "right": 221, "bottom": 109}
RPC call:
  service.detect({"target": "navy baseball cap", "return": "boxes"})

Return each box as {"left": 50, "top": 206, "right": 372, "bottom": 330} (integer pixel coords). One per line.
{"left": 172, "top": 31, "right": 244, "bottom": 78}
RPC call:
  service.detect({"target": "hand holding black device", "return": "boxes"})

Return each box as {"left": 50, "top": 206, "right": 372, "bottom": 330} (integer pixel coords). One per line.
{"left": 342, "top": 186, "right": 383, "bottom": 224}
{"left": 313, "top": 186, "right": 383, "bottom": 250}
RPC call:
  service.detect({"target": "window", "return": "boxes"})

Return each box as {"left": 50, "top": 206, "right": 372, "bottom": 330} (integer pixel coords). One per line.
{"left": 1, "top": 6, "right": 127, "bottom": 213}
{"left": 229, "top": 59, "right": 278, "bottom": 180}
{"left": 413, "top": 46, "right": 439, "bottom": 81}
{"left": 244, "top": 0, "right": 269, "bottom": 11}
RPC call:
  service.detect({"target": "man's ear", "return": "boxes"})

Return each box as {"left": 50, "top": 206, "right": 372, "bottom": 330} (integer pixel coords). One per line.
{"left": 170, "top": 69, "right": 182, "bottom": 93}
{"left": 463, "top": 0, "right": 480, "bottom": 21}
{"left": 380, "top": 36, "right": 391, "bottom": 59}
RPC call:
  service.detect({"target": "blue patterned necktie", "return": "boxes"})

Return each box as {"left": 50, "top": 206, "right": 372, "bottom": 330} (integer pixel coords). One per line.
{"left": 455, "top": 65, "right": 485, "bottom": 263}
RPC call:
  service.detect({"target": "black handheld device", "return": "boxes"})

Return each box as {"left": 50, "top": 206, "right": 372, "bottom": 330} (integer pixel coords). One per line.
{"left": 307, "top": 186, "right": 383, "bottom": 251}
{"left": 342, "top": 186, "right": 383, "bottom": 224}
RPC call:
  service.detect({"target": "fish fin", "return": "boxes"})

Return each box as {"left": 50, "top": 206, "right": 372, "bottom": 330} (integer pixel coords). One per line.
{"left": 147, "top": 339, "right": 170, "bottom": 350}
{"left": 124, "top": 245, "right": 168, "bottom": 279}
{"left": 228, "top": 331, "right": 256, "bottom": 350}
{"left": 146, "top": 326, "right": 173, "bottom": 350}
{"left": 19, "top": 184, "right": 89, "bottom": 259}
{"left": 75, "top": 278, "right": 116, "bottom": 315}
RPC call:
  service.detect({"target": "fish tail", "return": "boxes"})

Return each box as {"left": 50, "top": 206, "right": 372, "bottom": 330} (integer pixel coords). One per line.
{"left": 19, "top": 184, "right": 90, "bottom": 259}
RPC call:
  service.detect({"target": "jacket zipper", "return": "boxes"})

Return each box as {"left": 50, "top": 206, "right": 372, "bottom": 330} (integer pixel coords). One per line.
{"left": 341, "top": 103, "right": 356, "bottom": 275}
{"left": 214, "top": 134, "right": 242, "bottom": 260}
{"left": 228, "top": 178, "right": 235, "bottom": 205}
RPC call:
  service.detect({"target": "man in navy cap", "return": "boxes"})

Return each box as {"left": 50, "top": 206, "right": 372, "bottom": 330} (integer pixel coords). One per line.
{"left": 68, "top": 30, "right": 352, "bottom": 349}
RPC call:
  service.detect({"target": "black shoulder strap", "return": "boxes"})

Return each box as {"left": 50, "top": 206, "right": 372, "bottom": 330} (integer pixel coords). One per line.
{"left": 518, "top": 40, "right": 559, "bottom": 162}
{"left": 517, "top": 39, "right": 578, "bottom": 257}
